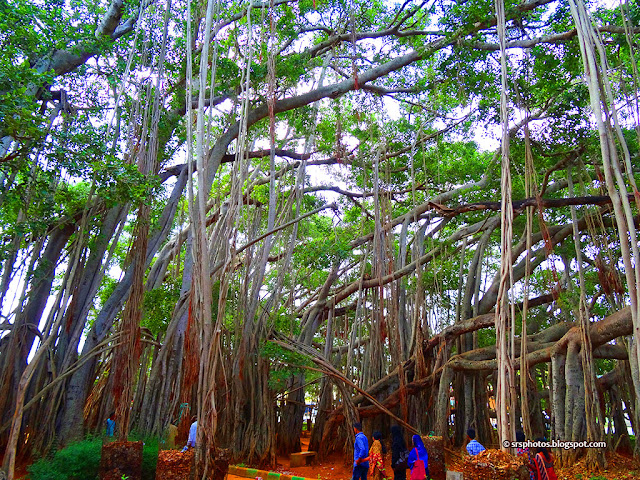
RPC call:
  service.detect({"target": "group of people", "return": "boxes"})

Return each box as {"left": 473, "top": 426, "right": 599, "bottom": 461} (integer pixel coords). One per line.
{"left": 106, "top": 411, "right": 555, "bottom": 480}
{"left": 352, "top": 423, "right": 556, "bottom": 480}
{"left": 352, "top": 423, "right": 430, "bottom": 480}
{"left": 106, "top": 411, "right": 196, "bottom": 452}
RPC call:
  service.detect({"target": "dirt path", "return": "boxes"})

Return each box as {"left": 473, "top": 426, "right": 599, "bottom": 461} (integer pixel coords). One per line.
{"left": 229, "top": 441, "right": 639, "bottom": 480}
{"left": 227, "top": 434, "right": 354, "bottom": 480}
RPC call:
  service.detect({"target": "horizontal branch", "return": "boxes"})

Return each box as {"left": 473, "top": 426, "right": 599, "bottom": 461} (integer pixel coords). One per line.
{"left": 334, "top": 216, "right": 499, "bottom": 305}
{"left": 447, "top": 306, "right": 632, "bottom": 372}
{"left": 468, "top": 25, "right": 640, "bottom": 51}
{"left": 222, "top": 148, "right": 312, "bottom": 164}
{"left": 204, "top": 0, "right": 556, "bottom": 195}
{"left": 38, "top": 0, "right": 146, "bottom": 77}
{"left": 235, "top": 203, "right": 337, "bottom": 256}
{"left": 424, "top": 292, "right": 557, "bottom": 351}
{"left": 430, "top": 193, "right": 636, "bottom": 217}
{"left": 305, "top": 0, "right": 556, "bottom": 57}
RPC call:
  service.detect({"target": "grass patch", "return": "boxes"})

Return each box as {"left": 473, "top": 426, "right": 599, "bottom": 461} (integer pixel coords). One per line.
{"left": 28, "top": 436, "right": 159, "bottom": 480}
{"left": 28, "top": 438, "right": 102, "bottom": 480}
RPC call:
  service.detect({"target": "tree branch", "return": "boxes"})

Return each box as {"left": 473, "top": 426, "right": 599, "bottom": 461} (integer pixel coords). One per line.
{"left": 430, "top": 193, "right": 638, "bottom": 218}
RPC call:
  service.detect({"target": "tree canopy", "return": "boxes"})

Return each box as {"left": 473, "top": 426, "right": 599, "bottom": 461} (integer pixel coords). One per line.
{"left": 1, "top": 0, "right": 640, "bottom": 478}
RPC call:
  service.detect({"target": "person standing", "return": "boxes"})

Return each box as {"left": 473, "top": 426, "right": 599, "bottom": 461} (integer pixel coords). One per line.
{"left": 367, "top": 431, "right": 389, "bottom": 480}
{"left": 407, "top": 435, "right": 429, "bottom": 480}
{"left": 352, "top": 422, "right": 370, "bottom": 480}
{"left": 182, "top": 416, "right": 198, "bottom": 452}
{"left": 533, "top": 439, "right": 557, "bottom": 480}
{"left": 165, "top": 423, "right": 179, "bottom": 449}
{"left": 465, "top": 428, "right": 485, "bottom": 456}
{"left": 105, "top": 412, "right": 115, "bottom": 438}
{"left": 515, "top": 431, "right": 535, "bottom": 480}
{"left": 390, "top": 426, "right": 408, "bottom": 480}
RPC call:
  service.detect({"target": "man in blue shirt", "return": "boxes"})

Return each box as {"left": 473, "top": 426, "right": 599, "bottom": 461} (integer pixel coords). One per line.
{"left": 352, "top": 422, "right": 369, "bottom": 480}
{"left": 466, "top": 428, "right": 486, "bottom": 456}
{"left": 105, "top": 412, "right": 115, "bottom": 438}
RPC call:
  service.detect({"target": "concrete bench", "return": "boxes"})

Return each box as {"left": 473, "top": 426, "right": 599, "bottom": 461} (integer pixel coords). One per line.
{"left": 290, "top": 451, "right": 317, "bottom": 467}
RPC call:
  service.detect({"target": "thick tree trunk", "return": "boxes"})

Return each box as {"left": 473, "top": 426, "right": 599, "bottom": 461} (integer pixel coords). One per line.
{"left": 57, "top": 169, "right": 187, "bottom": 444}
{"left": 276, "top": 267, "right": 339, "bottom": 454}
{"left": 551, "top": 352, "right": 565, "bottom": 446}
{"left": 0, "top": 222, "right": 75, "bottom": 440}
{"left": 435, "top": 365, "right": 454, "bottom": 440}
{"left": 528, "top": 380, "right": 546, "bottom": 440}
{"left": 276, "top": 374, "right": 305, "bottom": 455}
{"left": 55, "top": 206, "right": 128, "bottom": 373}
{"left": 309, "top": 304, "right": 336, "bottom": 454}
{"left": 309, "top": 378, "right": 333, "bottom": 455}
{"left": 21, "top": 206, "right": 128, "bottom": 451}
{"left": 452, "top": 368, "right": 467, "bottom": 446}
{"left": 610, "top": 384, "right": 632, "bottom": 454}
{"left": 563, "top": 342, "right": 583, "bottom": 464}
{"left": 218, "top": 336, "right": 276, "bottom": 467}
{"left": 474, "top": 373, "right": 493, "bottom": 447}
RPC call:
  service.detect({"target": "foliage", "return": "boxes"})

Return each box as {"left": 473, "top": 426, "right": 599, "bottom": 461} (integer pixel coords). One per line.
{"left": 27, "top": 437, "right": 159, "bottom": 480}
{"left": 2, "top": 0, "right": 639, "bottom": 467}
{"left": 139, "top": 437, "right": 159, "bottom": 480}
{"left": 142, "top": 277, "right": 181, "bottom": 336}
{"left": 28, "top": 438, "right": 102, "bottom": 480}
{"left": 261, "top": 341, "right": 316, "bottom": 391}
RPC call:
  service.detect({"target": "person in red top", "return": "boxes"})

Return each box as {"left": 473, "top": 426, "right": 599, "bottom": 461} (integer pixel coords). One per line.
{"left": 533, "top": 439, "right": 557, "bottom": 480}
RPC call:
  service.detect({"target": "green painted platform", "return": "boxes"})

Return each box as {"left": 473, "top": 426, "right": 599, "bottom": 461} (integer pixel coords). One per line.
{"left": 228, "top": 465, "right": 316, "bottom": 480}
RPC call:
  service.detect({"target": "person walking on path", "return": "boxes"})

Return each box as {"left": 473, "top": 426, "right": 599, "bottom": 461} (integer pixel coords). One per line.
{"left": 367, "top": 431, "right": 389, "bottom": 480}
{"left": 352, "top": 422, "right": 370, "bottom": 480}
{"left": 390, "top": 426, "right": 409, "bottom": 480}
{"left": 407, "top": 435, "right": 429, "bottom": 480}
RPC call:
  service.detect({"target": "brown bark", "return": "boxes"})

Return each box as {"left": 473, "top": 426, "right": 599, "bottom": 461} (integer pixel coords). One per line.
{"left": 0, "top": 221, "right": 75, "bottom": 447}
{"left": 429, "top": 193, "right": 638, "bottom": 217}
{"left": 318, "top": 306, "right": 633, "bottom": 449}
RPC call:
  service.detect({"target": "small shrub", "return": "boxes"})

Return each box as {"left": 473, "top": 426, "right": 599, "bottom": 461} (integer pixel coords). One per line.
{"left": 141, "top": 438, "right": 159, "bottom": 480}
{"left": 28, "top": 438, "right": 102, "bottom": 480}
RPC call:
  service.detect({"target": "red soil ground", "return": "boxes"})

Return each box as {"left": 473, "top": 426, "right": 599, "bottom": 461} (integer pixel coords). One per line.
{"left": 228, "top": 434, "right": 399, "bottom": 480}
{"left": 229, "top": 436, "right": 640, "bottom": 480}
{"left": 12, "top": 435, "right": 640, "bottom": 480}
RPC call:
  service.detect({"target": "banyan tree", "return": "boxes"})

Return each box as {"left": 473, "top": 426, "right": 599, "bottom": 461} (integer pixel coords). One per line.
{"left": 1, "top": 0, "right": 640, "bottom": 478}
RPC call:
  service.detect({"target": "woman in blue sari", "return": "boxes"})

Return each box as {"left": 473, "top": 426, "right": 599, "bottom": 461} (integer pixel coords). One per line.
{"left": 407, "top": 435, "right": 429, "bottom": 480}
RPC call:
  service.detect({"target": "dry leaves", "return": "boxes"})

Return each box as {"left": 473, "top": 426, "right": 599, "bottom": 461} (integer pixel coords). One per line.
{"left": 460, "top": 449, "right": 528, "bottom": 480}
{"left": 155, "top": 449, "right": 195, "bottom": 480}
{"left": 556, "top": 451, "right": 640, "bottom": 480}
{"left": 100, "top": 441, "right": 143, "bottom": 480}
{"left": 423, "top": 436, "right": 446, "bottom": 480}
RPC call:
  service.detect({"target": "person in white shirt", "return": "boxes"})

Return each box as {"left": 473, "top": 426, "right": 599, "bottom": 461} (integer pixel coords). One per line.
{"left": 182, "top": 416, "right": 198, "bottom": 452}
